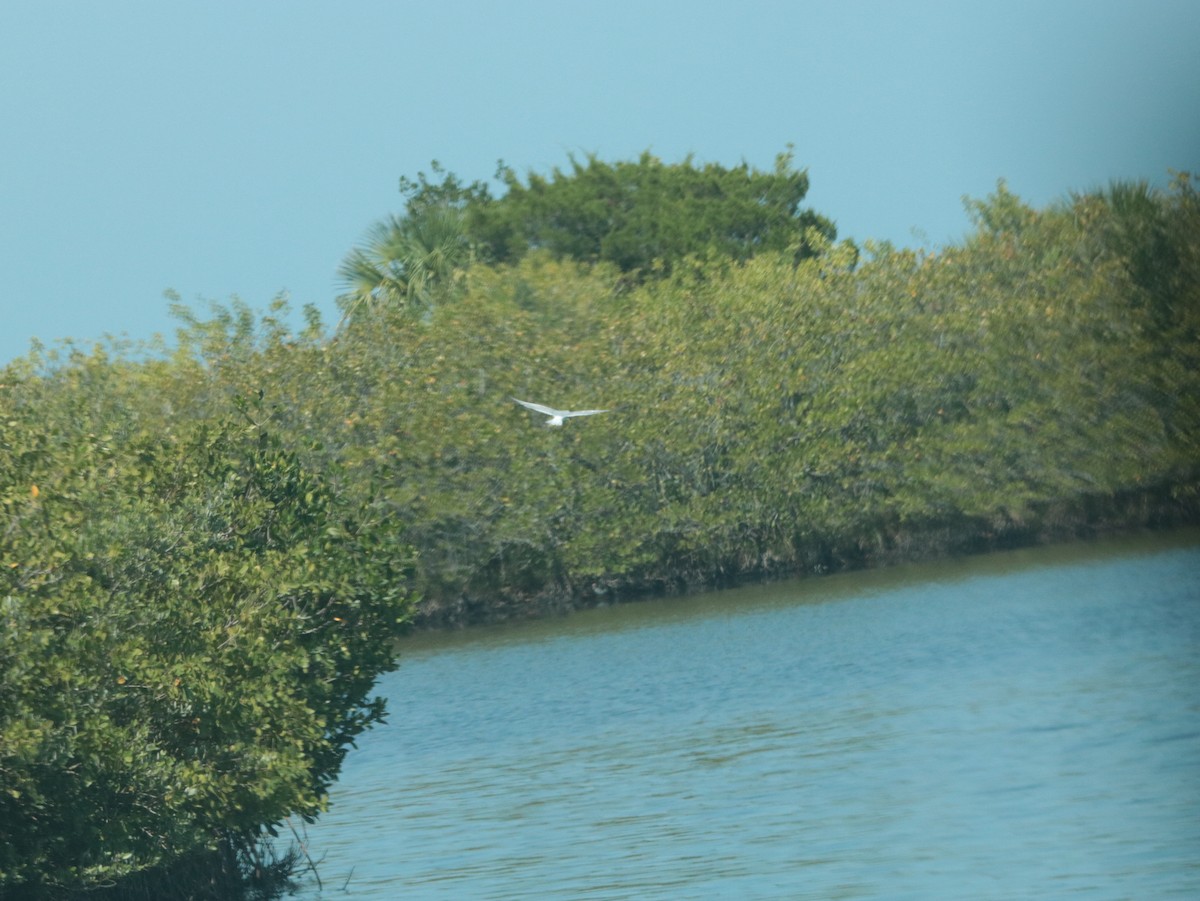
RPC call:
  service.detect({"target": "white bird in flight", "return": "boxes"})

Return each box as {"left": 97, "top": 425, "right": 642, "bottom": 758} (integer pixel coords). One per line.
{"left": 512, "top": 398, "right": 609, "bottom": 427}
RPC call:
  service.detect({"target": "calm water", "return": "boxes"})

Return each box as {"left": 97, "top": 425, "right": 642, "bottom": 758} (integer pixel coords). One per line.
{"left": 296, "top": 532, "right": 1200, "bottom": 899}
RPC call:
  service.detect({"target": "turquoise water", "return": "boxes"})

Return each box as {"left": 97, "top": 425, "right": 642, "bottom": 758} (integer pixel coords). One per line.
{"left": 296, "top": 532, "right": 1200, "bottom": 899}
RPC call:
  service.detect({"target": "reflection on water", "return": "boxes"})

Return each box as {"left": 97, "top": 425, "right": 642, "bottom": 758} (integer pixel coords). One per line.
{"left": 298, "top": 531, "right": 1200, "bottom": 899}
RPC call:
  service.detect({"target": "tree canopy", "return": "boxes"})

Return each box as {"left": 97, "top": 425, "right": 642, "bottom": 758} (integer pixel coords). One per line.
{"left": 1, "top": 376, "right": 414, "bottom": 897}
{"left": 473, "top": 148, "right": 837, "bottom": 272}
{"left": 337, "top": 149, "right": 837, "bottom": 316}
{"left": 3, "top": 167, "right": 1198, "bottom": 897}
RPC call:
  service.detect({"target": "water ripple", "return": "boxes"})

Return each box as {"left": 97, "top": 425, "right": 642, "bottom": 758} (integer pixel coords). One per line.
{"left": 298, "top": 534, "right": 1200, "bottom": 899}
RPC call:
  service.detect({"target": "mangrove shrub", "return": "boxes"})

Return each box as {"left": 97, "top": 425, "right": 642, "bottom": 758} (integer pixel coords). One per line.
{"left": 0, "top": 368, "right": 414, "bottom": 895}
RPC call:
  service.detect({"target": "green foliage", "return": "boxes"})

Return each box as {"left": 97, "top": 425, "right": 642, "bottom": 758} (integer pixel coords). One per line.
{"left": 311, "top": 176, "right": 1196, "bottom": 611}
{"left": 337, "top": 205, "right": 473, "bottom": 321}
{"left": 2, "top": 171, "right": 1198, "bottom": 894}
{"left": 0, "top": 371, "right": 413, "bottom": 894}
{"left": 336, "top": 149, "right": 836, "bottom": 325}
{"left": 390, "top": 149, "right": 837, "bottom": 278}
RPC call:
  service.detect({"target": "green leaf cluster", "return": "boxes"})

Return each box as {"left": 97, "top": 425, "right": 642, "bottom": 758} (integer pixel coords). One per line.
{"left": 0, "top": 366, "right": 413, "bottom": 894}
{"left": 340, "top": 149, "right": 836, "bottom": 315}
{"left": 475, "top": 148, "right": 836, "bottom": 272}
{"left": 234, "top": 173, "right": 1198, "bottom": 623}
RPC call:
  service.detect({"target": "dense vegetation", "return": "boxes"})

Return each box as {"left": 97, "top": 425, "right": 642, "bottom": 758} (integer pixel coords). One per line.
{"left": 1, "top": 385, "right": 413, "bottom": 896}
{"left": 337, "top": 149, "right": 835, "bottom": 315}
{"left": 334, "top": 167, "right": 1198, "bottom": 624}
{"left": 2, "top": 154, "right": 1198, "bottom": 896}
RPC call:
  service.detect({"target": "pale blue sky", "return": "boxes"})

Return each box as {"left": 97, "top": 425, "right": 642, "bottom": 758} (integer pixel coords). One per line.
{"left": 2, "top": 0, "right": 1197, "bottom": 364}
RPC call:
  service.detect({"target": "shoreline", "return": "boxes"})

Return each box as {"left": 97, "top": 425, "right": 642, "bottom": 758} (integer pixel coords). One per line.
{"left": 407, "top": 477, "right": 1200, "bottom": 631}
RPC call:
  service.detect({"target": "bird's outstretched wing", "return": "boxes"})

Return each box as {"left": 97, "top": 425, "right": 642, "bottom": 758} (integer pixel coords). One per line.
{"left": 560, "top": 408, "right": 608, "bottom": 419}
{"left": 512, "top": 398, "right": 562, "bottom": 417}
